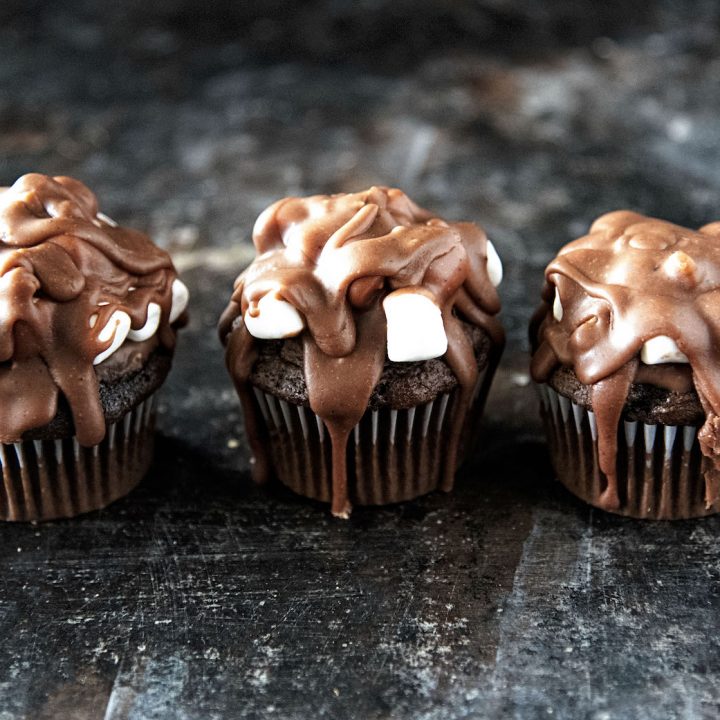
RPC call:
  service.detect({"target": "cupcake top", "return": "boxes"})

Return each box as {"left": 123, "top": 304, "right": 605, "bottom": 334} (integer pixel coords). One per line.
{"left": 531, "top": 210, "right": 720, "bottom": 509}
{"left": 219, "top": 186, "right": 504, "bottom": 516}
{"left": 0, "top": 173, "right": 188, "bottom": 446}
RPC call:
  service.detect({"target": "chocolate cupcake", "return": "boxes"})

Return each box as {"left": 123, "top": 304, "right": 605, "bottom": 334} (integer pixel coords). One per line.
{"left": 219, "top": 186, "right": 504, "bottom": 517}
{"left": 531, "top": 210, "right": 720, "bottom": 519}
{"left": 0, "top": 173, "right": 188, "bottom": 520}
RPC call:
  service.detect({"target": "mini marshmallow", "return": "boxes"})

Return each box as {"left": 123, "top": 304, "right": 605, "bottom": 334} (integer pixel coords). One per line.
{"left": 383, "top": 290, "right": 447, "bottom": 362}
{"left": 93, "top": 310, "right": 131, "bottom": 365}
{"left": 169, "top": 279, "right": 190, "bottom": 323}
{"left": 663, "top": 250, "right": 697, "bottom": 286}
{"left": 244, "top": 293, "right": 305, "bottom": 339}
{"left": 486, "top": 239, "right": 503, "bottom": 287}
{"left": 553, "top": 287, "right": 563, "bottom": 321}
{"left": 96, "top": 212, "right": 118, "bottom": 228}
{"left": 641, "top": 335, "right": 689, "bottom": 365}
{"left": 128, "top": 302, "right": 161, "bottom": 342}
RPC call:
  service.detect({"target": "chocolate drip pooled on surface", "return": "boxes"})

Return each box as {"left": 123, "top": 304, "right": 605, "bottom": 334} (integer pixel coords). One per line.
{"left": 219, "top": 186, "right": 504, "bottom": 517}
{"left": 0, "top": 174, "right": 183, "bottom": 446}
{"left": 531, "top": 210, "right": 720, "bottom": 510}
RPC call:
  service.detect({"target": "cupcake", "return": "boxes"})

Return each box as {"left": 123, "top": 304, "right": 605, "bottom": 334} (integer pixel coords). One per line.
{"left": 219, "top": 186, "right": 504, "bottom": 517}
{"left": 530, "top": 210, "right": 720, "bottom": 519}
{"left": 0, "top": 173, "right": 189, "bottom": 521}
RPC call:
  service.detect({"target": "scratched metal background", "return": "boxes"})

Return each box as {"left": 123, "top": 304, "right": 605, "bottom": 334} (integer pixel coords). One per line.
{"left": 1, "top": 1, "right": 720, "bottom": 718}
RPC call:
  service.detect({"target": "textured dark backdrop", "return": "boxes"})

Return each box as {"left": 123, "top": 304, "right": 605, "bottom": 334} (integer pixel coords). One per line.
{"left": 2, "top": 2, "right": 720, "bottom": 719}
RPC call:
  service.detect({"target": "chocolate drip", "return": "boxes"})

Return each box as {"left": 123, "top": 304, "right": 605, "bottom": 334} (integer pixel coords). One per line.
{"left": 303, "top": 304, "right": 386, "bottom": 517}
{"left": 0, "top": 174, "right": 182, "bottom": 445}
{"left": 531, "top": 210, "right": 720, "bottom": 508}
{"left": 591, "top": 360, "right": 637, "bottom": 510}
{"left": 220, "top": 187, "right": 504, "bottom": 516}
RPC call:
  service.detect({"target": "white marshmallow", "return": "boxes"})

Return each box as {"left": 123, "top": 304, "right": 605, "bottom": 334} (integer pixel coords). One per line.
{"left": 169, "top": 279, "right": 189, "bottom": 323}
{"left": 96, "top": 212, "right": 118, "bottom": 228}
{"left": 244, "top": 294, "right": 305, "bottom": 339}
{"left": 553, "top": 287, "right": 563, "bottom": 321}
{"left": 93, "top": 310, "right": 131, "bottom": 365}
{"left": 486, "top": 239, "right": 503, "bottom": 287}
{"left": 128, "top": 302, "right": 161, "bottom": 342}
{"left": 641, "top": 335, "right": 689, "bottom": 365}
{"left": 383, "top": 291, "right": 448, "bottom": 362}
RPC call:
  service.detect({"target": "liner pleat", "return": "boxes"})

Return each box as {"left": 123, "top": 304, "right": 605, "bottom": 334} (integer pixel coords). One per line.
{"left": 538, "top": 383, "right": 716, "bottom": 519}
{"left": 253, "top": 386, "right": 465, "bottom": 506}
{"left": 0, "top": 395, "right": 157, "bottom": 522}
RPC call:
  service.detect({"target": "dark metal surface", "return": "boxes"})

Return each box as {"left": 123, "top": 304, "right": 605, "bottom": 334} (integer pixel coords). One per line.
{"left": 2, "top": 2, "right": 720, "bottom": 718}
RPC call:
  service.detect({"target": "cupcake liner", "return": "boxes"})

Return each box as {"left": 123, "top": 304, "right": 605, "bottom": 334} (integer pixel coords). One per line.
{"left": 252, "top": 365, "right": 490, "bottom": 506}
{"left": 0, "top": 394, "right": 157, "bottom": 522}
{"left": 537, "top": 383, "right": 717, "bottom": 519}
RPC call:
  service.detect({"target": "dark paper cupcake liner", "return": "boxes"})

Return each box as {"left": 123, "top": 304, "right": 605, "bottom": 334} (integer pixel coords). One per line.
{"left": 0, "top": 394, "right": 157, "bottom": 522}
{"left": 252, "top": 365, "right": 490, "bottom": 506}
{"left": 537, "top": 383, "right": 718, "bottom": 519}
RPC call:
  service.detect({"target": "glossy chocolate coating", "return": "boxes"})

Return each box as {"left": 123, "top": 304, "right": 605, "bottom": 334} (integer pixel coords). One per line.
{"left": 220, "top": 186, "right": 504, "bottom": 517}
{"left": 531, "top": 210, "right": 720, "bottom": 511}
{"left": 0, "top": 174, "right": 182, "bottom": 445}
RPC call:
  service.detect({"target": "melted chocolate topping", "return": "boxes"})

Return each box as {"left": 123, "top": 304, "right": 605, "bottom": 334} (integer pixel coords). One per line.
{"left": 219, "top": 186, "right": 504, "bottom": 517}
{"left": 0, "top": 173, "right": 182, "bottom": 445}
{"left": 531, "top": 210, "right": 720, "bottom": 510}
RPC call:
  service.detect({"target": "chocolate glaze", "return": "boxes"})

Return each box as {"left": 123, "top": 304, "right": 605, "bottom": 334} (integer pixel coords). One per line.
{"left": 219, "top": 186, "right": 504, "bottom": 517}
{"left": 531, "top": 210, "right": 720, "bottom": 511}
{"left": 0, "top": 174, "right": 182, "bottom": 446}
